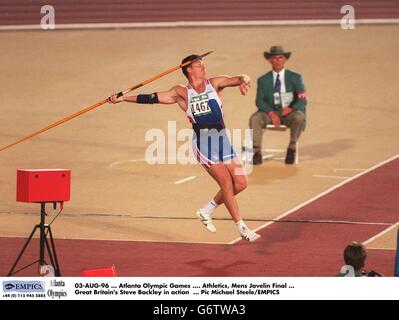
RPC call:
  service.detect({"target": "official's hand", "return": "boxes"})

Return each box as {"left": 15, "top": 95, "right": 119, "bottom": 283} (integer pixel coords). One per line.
{"left": 281, "top": 107, "right": 293, "bottom": 117}
{"left": 108, "top": 93, "right": 124, "bottom": 104}
{"left": 239, "top": 75, "right": 250, "bottom": 96}
{"left": 268, "top": 111, "right": 281, "bottom": 126}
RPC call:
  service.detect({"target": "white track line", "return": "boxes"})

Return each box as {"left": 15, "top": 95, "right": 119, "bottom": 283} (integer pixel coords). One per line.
{"left": 363, "top": 222, "right": 399, "bottom": 247}
{"left": 367, "top": 246, "right": 397, "bottom": 251}
{"left": 0, "top": 218, "right": 394, "bottom": 246}
{"left": 229, "top": 153, "right": 399, "bottom": 244}
{"left": 313, "top": 174, "right": 350, "bottom": 179}
{"left": 109, "top": 158, "right": 146, "bottom": 168}
{"left": 110, "top": 160, "right": 197, "bottom": 185}
{"left": 333, "top": 168, "right": 366, "bottom": 172}
{"left": 1, "top": 19, "right": 399, "bottom": 31}
{"left": 0, "top": 233, "right": 223, "bottom": 245}
{"left": 278, "top": 220, "right": 393, "bottom": 226}
{"left": 174, "top": 176, "right": 196, "bottom": 185}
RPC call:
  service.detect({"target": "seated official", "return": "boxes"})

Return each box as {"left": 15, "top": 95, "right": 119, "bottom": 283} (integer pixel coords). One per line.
{"left": 249, "top": 46, "right": 307, "bottom": 165}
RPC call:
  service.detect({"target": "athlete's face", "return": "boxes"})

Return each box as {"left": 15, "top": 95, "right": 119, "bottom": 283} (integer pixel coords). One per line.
{"left": 189, "top": 60, "right": 206, "bottom": 79}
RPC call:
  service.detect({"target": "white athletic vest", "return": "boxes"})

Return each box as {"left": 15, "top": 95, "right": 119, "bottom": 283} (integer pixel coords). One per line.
{"left": 186, "top": 79, "right": 223, "bottom": 125}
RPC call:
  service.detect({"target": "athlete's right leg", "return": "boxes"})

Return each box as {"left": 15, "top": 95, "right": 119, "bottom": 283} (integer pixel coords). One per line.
{"left": 211, "top": 158, "right": 247, "bottom": 206}
{"left": 207, "top": 163, "right": 241, "bottom": 222}
{"left": 194, "top": 137, "right": 243, "bottom": 230}
{"left": 196, "top": 162, "right": 237, "bottom": 233}
{"left": 206, "top": 162, "right": 260, "bottom": 242}
{"left": 194, "top": 136, "right": 259, "bottom": 241}
{"left": 197, "top": 163, "right": 245, "bottom": 231}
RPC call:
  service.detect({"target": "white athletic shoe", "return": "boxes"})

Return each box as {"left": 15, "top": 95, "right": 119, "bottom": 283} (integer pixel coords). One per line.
{"left": 239, "top": 227, "right": 261, "bottom": 242}
{"left": 196, "top": 209, "right": 216, "bottom": 233}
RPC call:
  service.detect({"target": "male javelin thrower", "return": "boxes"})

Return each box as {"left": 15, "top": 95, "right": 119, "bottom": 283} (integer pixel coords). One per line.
{"left": 109, "top": 54, "right": 260, "bottom": 242}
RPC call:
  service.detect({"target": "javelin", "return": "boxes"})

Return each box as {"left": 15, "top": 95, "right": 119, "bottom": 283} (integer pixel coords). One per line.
{"left": 0, "top": 51, "right": 213, "bottom": 152}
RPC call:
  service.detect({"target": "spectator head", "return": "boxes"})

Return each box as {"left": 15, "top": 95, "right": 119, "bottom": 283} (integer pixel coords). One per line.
{"left": 343, "top": 242, "right": 367, "bottom": 273}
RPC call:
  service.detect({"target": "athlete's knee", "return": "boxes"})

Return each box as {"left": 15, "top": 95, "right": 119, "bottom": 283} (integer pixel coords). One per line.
{"left": 234, "top": 182, "right": 247, "bottom": 194}
{"left": 234, "top": 177, "right": 248, "bottom": 194}
{"left": 217, "top": 175, "right": 234, "bottom": 191}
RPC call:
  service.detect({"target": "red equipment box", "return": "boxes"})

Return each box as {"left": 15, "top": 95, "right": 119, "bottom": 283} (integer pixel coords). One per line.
{"left": 81, "top": 265, "right": 118, "bottom": 277}
{"left": 16, "top": 169, "right": 71, "bottom": 203}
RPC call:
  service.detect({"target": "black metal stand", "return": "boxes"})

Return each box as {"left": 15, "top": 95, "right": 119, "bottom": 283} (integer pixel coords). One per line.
{"left": 7, "top": 202, "right": 61, "bottom": 276}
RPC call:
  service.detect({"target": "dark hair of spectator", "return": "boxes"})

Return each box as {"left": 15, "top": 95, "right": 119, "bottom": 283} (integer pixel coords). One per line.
{"left": 344, "top": 242, "right": 367, "bottom": 272}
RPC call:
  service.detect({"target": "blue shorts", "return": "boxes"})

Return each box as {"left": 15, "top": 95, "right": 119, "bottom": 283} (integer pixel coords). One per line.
{"left": 193, "top": 129, "right": 236, "bottom": 169}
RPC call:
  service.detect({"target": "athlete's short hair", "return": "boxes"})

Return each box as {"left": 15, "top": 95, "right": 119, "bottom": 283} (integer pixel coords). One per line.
{"left": 181, "top": 54, "right": 201, "bottom": 79}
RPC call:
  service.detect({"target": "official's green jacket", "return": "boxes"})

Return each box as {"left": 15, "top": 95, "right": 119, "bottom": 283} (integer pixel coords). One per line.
{"left": 255, "top": 69, "right": 307, "bottom": 115}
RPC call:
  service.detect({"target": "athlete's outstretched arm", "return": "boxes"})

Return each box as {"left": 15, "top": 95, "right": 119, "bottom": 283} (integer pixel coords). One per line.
{"left": 211, "top": 75, "right": 251, "bottom": 96}
{"left": 108, "top": 85, "right": 185, "bottom": 105}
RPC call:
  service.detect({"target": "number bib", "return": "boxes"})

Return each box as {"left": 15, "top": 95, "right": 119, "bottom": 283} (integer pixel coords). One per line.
{"left": 190, "top": 93, "right": 211, "bottom": 116}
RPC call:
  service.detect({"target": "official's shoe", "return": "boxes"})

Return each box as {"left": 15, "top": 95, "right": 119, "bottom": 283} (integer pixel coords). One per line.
{"left": 252, "top": 152, "right": 263, "bottom": 165}
{"left": 239, "top": 227, "right": 261, "bottom": 242}
{"left": 197, "top": 209, "right": 216, "bottom": 233}
{"left": 285, "top": 148, "right": 296, "bottom": 164}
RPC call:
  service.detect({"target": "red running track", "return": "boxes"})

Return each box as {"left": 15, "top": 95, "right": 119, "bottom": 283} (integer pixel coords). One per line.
{"left": 1, "top": 0, "right": 399, "bottom": 25}
{"left": 1, "top": 157, "right": 398, "bottom": 277}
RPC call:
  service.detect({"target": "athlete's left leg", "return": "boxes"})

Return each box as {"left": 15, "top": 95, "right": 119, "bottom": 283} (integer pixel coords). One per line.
{"left": 212, "top": 158, "right": 259, "bottom": 241}
{"left": 212, "top": 157, "right": 248, "bottom": 206}
{"left": 197, "top": 158, "right": 260, "bottom": 241}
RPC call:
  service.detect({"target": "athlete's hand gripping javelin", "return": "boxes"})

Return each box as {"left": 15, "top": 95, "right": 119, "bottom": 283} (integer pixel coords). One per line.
{"left": 108, "top": 93, "right": 124, "bottom": 104}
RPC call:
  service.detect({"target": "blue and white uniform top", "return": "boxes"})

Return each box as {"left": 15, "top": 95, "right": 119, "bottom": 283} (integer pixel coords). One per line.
{"left": 186, "top": 79, "right": 224, "bottom": 126}
{"left": 185, "top": 79, "right": 236, "bottom": 169}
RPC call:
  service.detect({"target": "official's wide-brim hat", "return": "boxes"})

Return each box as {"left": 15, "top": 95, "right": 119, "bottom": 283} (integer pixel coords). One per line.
{"left": 264, "top": 46, "right": 291, "bottom": 60}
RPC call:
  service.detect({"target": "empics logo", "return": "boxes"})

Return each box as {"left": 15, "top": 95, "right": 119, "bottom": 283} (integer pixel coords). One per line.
{"left": 2, "top": 281, "right": 45, "bottom": 293}
{"left": 4, "top": 283, "right": 15, "bottom": 290}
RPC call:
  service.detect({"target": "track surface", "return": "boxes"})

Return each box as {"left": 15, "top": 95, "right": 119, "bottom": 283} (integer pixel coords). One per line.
{"left": 1, "top": 0, "right": 398, "bottom": 25}
{"left": 2, "top": 157, "right": 397, "bottom": 276}
{"left": 1, "top": 3, "right": 398, "bottom": 277}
